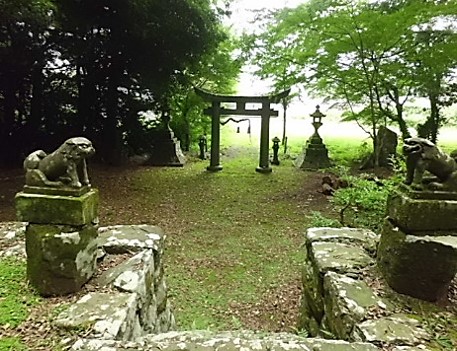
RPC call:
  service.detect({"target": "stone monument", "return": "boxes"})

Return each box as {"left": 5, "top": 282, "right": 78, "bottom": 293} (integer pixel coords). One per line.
{"left": 377, "top": 137, "right": 457, "bottom": 301}
{"left": 361, "top": 126, "right": 398, "bottom": 169}
{"left": 295, "top": 105, "right": 332, "bottom": 170}
{"left": 15, "top": 137, "right": 99, "bottom": 296}
{"left": 146, "top": 111, "right": 186, "bottom": 167}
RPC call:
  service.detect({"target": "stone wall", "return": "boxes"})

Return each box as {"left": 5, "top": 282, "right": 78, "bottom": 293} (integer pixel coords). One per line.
{"left": 299, "top": 227, "right": 430, "bottom": 349}
{"left": 0, "top": 223, "right": 434, "bottom": 350}
{"left": 55, "top": 225, "right": 176, "bottom": 340}
{"left": 0, "top": 223, "right": 175, "bottom": 341}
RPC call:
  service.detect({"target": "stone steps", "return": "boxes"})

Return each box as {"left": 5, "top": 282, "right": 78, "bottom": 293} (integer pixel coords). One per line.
{"left": 71, "top": 330, "right": 384, "bottom": 350}
{"left": 299, "top": 227, "right": 432, "bottom": 350}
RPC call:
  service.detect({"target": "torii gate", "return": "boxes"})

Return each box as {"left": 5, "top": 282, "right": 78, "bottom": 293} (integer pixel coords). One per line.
{"left": 195, "top": 87, "right": 290, "bottom": 173}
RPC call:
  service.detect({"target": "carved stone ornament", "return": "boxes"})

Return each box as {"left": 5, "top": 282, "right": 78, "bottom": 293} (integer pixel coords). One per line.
{"left": 23, "top": 137, "right": 95, "bottom": 191}
{"left": 403, "top": 137, "right": 457, "bottom": 191}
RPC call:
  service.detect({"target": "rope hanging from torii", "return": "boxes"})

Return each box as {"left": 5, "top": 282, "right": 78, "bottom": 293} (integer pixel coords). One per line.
{"left": 195, "top": 87, "right": 290, "bottom": 173}
{"left": 220, "top": 117, "right": 251, "bottom": 134}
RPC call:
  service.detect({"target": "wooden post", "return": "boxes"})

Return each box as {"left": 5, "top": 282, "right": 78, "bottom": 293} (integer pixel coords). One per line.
{"left": 207, "top": 101, "right": 223, "bottom": 172}
{"left": 256, "top": 101, "right": 272, "bottom": 173}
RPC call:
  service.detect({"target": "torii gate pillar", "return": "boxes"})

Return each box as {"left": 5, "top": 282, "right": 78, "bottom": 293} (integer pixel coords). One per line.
{"left": 208, "top": 101, "right": 223, "bottom": 172}
{"left": 196, "top": 88, "right": 290, "bottom": 173}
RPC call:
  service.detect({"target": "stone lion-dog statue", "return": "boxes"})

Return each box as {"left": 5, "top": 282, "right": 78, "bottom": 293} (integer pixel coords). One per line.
{"left": 24, "top": 137, "right": 95, "bottom": 188}
{"left": 403, "top": 137, "right": 457, "bottom": 191}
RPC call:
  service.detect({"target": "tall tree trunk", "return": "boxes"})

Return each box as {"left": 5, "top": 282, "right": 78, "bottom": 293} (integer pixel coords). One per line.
{"left": 429, "top": 91, "right": 440, "bottom": 144}
{"left": 282, "top": 100, "right": 287, "bottom": 145}
{"left": 29, "top": 65, "right": 45, "bottom": 142}
{"left": 395, "top": 103, "right": 411, "bottom": 140}
{"left": 1, "top": 83, "right": 18, "bottom": 164}
{"left": 103, "top": 59, "right": 123, "bottom": 165}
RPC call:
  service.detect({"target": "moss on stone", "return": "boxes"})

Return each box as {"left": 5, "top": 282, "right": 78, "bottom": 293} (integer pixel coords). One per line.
{"left": 25, "top": 224, "right": 98, "bottom": 296}
{"left": 387, "top": 189, "right": 457, "bottom": 232}
{"left": 15, "top": 189, "right": 99, "bottom": 226}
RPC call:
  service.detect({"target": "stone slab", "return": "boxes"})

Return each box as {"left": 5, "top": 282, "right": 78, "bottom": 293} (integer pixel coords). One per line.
{"left": 352, "top": 314, "right": 429, "bottom": 345}
{"left": 55, "top": 292, "right": 138, "bottom": 340}
{"left": 70, "top": 330, "right": 379, "bottom": 350}
{"left": 398, "top": 184, "right": 457, "bottom": 201}
{"left": 22, "top": 185, "right": 91, "bottom": 197}
{"left": 26, "top": 224, "right": 98, "bottom": 296}
{"left": 387, "top": 189, "right": 457, "bottom": 232}
{"left": 306, "top": 227, "right": 379, "bottom": 252}
{"left": 97, "top": 250, "right": 154, "bottom": 299}
{"left": 16, "top": 189, "right": 99, "bottom": 225}
{"left": 322, "top": 272, "right": 390, "bottom": 339}
{"left": 311, "top": 242, "right": 374, "bottom": 275}
{"left": 98, "top": 225, "right": 165, "bottom": 254}
{"left": 299, "top": 263, "right": 325, "bottom": 335}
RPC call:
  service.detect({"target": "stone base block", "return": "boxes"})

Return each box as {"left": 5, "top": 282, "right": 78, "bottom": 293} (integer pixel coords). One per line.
{"left": 26, "top": 224, "right": 98, "bottom": 296}
{"left": 16, "top": 189, "right": 99, "bottom": 226}
{"left": 146, "top": 137, "right": 186, "bottom": 167}
{"left": 295, "top": 144, "right": 332, "bottom": 170}
{"left": 377, "top": 218, "right": 457, "bottom": 301}
{"left": 387, "top": 188, "right": 457, "bottom": 232}
{"left": 55, "top": 292, "right": 138, "bottom": 340}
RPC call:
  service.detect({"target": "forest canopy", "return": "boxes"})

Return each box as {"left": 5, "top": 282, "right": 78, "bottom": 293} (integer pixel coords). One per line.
{"left": 245, "top": 0, "right": 457, "bottom": 164}
{"left": 0, "top": 0, "right": 239, "bottom": 164}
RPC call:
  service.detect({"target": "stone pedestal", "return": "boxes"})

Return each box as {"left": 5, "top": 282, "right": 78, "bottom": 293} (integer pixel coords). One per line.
{"left": 147, "top": 129, "right": 186, "bottom": 167}
{"left": 377, "top": 187, "right": 457, "bottom": 301}
{"left": 15, "top": 189, "right": 99, "bottom": 296}
{"left": 295, "top": 141, "right": 332, "bottom": 170}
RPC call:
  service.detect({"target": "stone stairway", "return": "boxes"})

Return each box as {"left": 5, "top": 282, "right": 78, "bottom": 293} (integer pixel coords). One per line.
{"left": 71, "top": 330, "right": 384, "bottom": 351}
{"left": 0, "top": 224, "right": 439, "bottom": 351}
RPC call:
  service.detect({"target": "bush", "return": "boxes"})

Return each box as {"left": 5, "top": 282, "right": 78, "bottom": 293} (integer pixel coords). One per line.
{"left": 306, "top": 211, "right": 341, "bottom": 228}
{"left": 331, "top": 175, "right": 397, "bottom": 233}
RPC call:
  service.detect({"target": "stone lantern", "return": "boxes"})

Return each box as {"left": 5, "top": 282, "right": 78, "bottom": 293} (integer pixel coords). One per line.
{"left": 295, "top": 105, "right": 332, "bottom": 170}
{"left": 309, "top": 105, "right": 325, "bottom": 144}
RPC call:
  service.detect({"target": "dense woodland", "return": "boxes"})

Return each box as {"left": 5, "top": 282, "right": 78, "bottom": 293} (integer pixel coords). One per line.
{"left": 1, "top": 0, "right": 457, "bottom": 167}
{"left": 0, "top": 0, "right": 240, "bottom": 165}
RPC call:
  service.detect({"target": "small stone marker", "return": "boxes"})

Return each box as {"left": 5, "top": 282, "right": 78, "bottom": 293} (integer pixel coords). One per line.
{"left": 15, "top": 137, "right": 99, "bottom": 296}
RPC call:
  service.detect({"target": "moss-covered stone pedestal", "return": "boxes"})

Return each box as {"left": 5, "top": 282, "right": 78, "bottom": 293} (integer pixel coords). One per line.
{"left": 295, "top": 134, "right": 332, "bottom": 170}
{"left": 377, "top": 187, "right": 457, "bottom": 301}
{"left": 15, "top": 188, "right": 99, "bottom": 296}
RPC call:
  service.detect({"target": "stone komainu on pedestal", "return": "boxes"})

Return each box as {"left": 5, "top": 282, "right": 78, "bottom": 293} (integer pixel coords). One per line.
{"left": 377, "top": 137, "right": 457, "bottom": 302}
{"left": 15, "top": 137, "right": 99, "bottom": 296}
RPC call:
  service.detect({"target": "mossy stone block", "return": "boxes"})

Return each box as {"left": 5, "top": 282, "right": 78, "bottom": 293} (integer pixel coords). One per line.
{"left": 377, "top": 219, "right": 457, "bottom": 301}
{"left": 15, "top": 189, "right": 99, "bottom": 225}
{"left": 25, "top": 224, "right": 98, "bottom": 296}
{"left": 387, "top": 189, "right": 457, "bottom": 232}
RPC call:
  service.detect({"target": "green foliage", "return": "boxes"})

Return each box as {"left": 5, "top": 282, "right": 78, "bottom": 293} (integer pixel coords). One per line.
{"left": 0, "top": 258, "right": 40, "bottom": 328}
{"left": 327, "top": 138, "right": 372, "bottom": 167}
{"left": 0, "top": 0, "right": 233, "bottom": 164}
{"left": 247, "top": 0, "right": 457, "bottom": 160}
{"left": 306, "top": 211, "right": 341, "bottom": 228}
{"left": 0, "top": 337, "right": 27, "bottom": 351}
{"left": 169, "top": 33, "right": 242, "bottom": 151}
{"left": 332, "top": 175, "right": 397, "bottom": 233}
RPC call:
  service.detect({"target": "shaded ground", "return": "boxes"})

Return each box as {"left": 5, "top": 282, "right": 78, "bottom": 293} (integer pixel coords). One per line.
{"left": 0, "top": 147, "right": 336, "bottom": 336}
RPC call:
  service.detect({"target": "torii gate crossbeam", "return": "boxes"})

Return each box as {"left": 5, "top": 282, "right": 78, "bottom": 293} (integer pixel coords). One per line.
{"left": 195, "top": 87, "right": 290, "bottom": 173}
